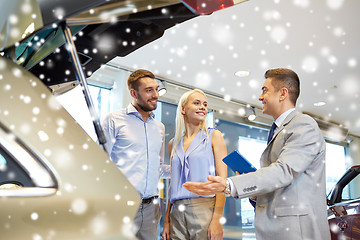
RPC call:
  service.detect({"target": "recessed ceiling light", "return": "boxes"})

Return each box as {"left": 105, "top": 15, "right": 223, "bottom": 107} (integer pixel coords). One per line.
{"left": 313, "top": 101, "right": 326, "bottom": 107}
{"left": 234, "top": 70, "right": 250, "bottom": 77}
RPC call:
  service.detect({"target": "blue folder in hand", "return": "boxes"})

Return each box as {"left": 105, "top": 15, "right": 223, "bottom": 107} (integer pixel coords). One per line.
{"left": 222, "top": 150, "right": 257, "bottom": 174}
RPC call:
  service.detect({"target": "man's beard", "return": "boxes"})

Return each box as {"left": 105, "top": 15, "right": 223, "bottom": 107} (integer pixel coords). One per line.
{"left": 138, "top": 100, "right": 157, "bottom": 112}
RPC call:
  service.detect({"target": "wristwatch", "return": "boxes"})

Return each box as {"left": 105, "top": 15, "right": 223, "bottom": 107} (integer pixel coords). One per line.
{"left": 223, "top": 179, "right": 231, "bottom": 197}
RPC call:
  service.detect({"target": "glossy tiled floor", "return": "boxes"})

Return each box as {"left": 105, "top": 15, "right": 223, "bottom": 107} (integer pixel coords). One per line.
{"left": 224, "top": 226, "right": 256, "bottom": 240}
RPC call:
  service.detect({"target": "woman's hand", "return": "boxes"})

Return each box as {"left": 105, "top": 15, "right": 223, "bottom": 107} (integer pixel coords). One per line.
{"left": 208, "top": 218, "right": 223, "bottom": 240}
{"left": 162, "top": 200, "right": 172, "bottom": 240}
{"left": 162, "top": 219, "right": 171, "bottom": 240}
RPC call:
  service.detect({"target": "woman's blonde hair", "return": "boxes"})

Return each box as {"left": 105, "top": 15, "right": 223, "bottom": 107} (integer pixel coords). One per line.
{"left": 170, "top": 89, "right": 209, "bottom": 160}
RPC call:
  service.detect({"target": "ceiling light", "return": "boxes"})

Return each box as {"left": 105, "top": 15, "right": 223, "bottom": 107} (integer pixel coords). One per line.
{"left": 238, "top": 107, "right": 246, "bottom": 116}
{"left": 235, "top": 70, "right": 250, "bottom": 77}
{"left": 157, "top": 80, "right": 167, "bottom": 96}
{"left": 313, "top": 101, "right": 326, "bottom": 107}
{"left": 247, "top": 107, "right": 256, "bottom": 121}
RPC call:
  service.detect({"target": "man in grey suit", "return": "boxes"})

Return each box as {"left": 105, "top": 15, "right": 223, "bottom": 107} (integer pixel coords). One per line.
{"left": 183, "top": 68, "right": 331, "bottom": 240}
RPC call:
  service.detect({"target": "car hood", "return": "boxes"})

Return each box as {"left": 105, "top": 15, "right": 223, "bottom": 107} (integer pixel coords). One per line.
{"left": 1, "top": 0, "right": 201, "bottom": 87}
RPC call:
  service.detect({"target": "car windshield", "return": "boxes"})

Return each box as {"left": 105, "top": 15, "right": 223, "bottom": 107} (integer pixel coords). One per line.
{"left": 341, "top": 173, "right": 360, "bottom": 202}
{"left": 328, "top": 166, "right": 360, "bottom": 205}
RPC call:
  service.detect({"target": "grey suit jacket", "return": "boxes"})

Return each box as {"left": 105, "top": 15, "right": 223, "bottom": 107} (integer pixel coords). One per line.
{"left": 230, "top": 111, "right": 330, "bottom": 240}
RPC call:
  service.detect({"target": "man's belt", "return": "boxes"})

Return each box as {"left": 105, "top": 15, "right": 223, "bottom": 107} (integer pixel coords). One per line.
{"left": 142, "top": 196, "right": 158, "bottom": 204}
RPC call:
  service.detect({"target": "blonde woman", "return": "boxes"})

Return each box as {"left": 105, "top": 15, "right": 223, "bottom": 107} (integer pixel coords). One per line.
{"left": 162, "top": 89, "right": 227, "bottom": 240}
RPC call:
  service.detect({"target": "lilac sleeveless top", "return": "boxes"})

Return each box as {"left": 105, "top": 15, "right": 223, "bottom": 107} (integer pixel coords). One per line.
{"left": 169, "top": 128, "right": 216, "bottom": 203}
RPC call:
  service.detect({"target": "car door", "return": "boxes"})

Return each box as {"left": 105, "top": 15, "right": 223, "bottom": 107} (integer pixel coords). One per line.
{"left": 329, "top": 203, "right": 353, "bottom": 239}
{"left": 0, "top": 57, "right": 140, "bottom": 240}
{"left": 328, "top": 166, "right": 360, "bottom": 240}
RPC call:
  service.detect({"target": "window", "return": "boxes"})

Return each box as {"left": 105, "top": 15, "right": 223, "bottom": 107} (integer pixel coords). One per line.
{"left": 88, "top": 85, "right": 111, "bottom": 121}
{"left": 215, "top": 118, "right": 267, "bottom": 239}
{"left": 342, "top": 173, "right": 360, "bottom": 201}
{"left": 0, "top": 127, "right": 57, "bottom": 196}
{"left": 238, "top": 136, "right": 266, "bottom": 170}
{"left": 0, "top": 145, "right": 33, "bottom": 188}
{"left": 56, "top": 85, "right": 111, "bottom": 141}
{"left": 325, "top": 142, "right": 347, "bottom": 195}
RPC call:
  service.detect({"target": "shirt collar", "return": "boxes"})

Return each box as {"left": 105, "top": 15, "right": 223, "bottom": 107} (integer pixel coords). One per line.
{"left": 274, "top": 108, "right": 295, "bottom": 128}
{"left": 126, "top": 103, "right": 155, "bottom": 119}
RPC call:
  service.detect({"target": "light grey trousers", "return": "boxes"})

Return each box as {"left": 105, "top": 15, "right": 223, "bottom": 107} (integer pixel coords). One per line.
{"left": 134, "top": 200, "right": 161, "bottom": 240}
{"left": 170, "top": 197, "right": 216, "bottom": 240}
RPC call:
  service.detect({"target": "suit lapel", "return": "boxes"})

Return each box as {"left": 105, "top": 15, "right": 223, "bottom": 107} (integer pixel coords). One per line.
{"left": 269, "top": 111, "right": 298, "bottom": 145}
{"left": 260, "top": 111, "right": 298, "bottom": 167}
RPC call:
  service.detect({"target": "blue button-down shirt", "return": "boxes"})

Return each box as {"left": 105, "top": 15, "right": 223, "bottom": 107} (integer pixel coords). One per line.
{"left": 101, "top": 104, "right": 166, "bottom": 198}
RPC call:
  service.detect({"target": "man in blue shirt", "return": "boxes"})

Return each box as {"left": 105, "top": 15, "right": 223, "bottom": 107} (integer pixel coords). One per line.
{"left": 102, "top": 69, "right": 166, "bottom": 240}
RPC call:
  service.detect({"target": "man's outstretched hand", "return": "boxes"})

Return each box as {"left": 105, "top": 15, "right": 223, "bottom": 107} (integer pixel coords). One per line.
{"left": 183, "top": 175, "right": 226, "bottom": 195}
